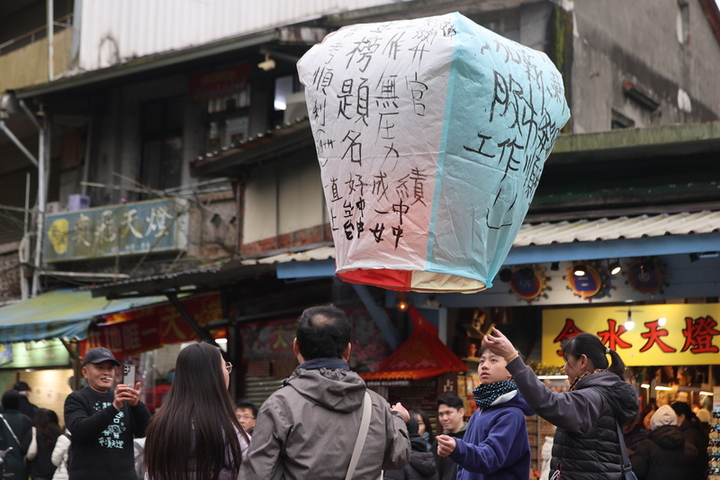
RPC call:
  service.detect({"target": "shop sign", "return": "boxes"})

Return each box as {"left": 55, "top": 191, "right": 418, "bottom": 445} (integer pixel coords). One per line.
{"left": 0, "top": 344, "right": 11, "bottom": 366}
{"left": 242, "top": 317, "right": 297, "bottom": 361}
{"left": 188, "top": 64, "right": 250, "bottom": 101}
{"left": 80, "top": 293, "right": 225, "bottom": 358}
{"left": 0, "top": 339, "right": 70, "bottom": 369}
{"left": 543, "top": 304, "right": 720, "bottom": 366}
{"left": 44, "top": 199, "right": 188, "bottom": 263}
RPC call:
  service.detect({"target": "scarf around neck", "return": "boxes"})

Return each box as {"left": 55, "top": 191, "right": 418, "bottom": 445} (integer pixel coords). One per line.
{"left": 473, "top": 379, "right": 517, "bottom": 409}
{"left": 568, "top": 368, "right": 606, "bottom": 391}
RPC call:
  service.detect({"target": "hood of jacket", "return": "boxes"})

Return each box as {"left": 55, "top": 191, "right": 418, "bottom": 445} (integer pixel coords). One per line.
{"left": 649, "top": 425, "right": 686, "bottom": 450}
{"left": 284, "top": 366, "right": 366, "bottom": 413}
{"left": 409, "top": 433, "right": 429, "bottom": 452}
{"left": 485, "top": 389, "right": 535, "bottom": 416}
{"left": 576, "top": 371, "right": 638, "bottom": 425}
{"left": 408, "top": 451, "right": 437, "bottom": 476}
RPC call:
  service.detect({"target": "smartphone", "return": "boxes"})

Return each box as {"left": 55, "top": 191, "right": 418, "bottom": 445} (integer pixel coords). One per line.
{"left": 123, "top": 364, "right": 136, "bottom": 386}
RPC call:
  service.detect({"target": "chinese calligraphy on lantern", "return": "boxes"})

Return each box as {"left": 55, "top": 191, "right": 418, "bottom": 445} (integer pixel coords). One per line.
{"left": 298, "top": 12, "right": 569, "bottom": 292}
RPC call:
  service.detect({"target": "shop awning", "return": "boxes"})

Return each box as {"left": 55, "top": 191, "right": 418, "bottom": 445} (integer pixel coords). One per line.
{"left": 0, "top": 289, "right": 167, "bottom": 343}
{"left": 275, "top": 211, "right": 720, "bottom": 278}
{"left": 360, "top": 308, "right": 467, "bottom": 381}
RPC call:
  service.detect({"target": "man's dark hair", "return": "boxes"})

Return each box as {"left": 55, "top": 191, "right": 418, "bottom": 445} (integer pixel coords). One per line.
{"left": 2, "top": 389, "right": 21, "bottom": 410}
{"left": 296, "top": 305, "right": 351, "bottom": 360}
{"left": 437, "top": 392, "right": 464, "bottom": 410}
{"left": 235, "top": 400, "right": 258, "bottom": 419}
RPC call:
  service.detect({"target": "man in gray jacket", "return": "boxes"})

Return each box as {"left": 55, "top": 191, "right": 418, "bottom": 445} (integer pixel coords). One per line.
{"left": 241, "top": 305, "right": 412, "bottom": 480}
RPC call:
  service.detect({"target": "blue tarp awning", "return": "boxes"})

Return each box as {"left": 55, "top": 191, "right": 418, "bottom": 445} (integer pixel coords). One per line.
{"left": 0, "top": 289, "right": 167, "bottom": 343}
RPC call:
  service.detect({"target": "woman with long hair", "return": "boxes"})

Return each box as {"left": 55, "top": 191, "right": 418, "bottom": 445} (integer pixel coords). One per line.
{"left": 23, "top": 408, "right": 62, "bottom": 480}
{"left": 144, "top": 342, "right": 249, "bottom": 480}
{"left": 485, "top": 330, "right": 637, "bottom": 480}
{"left": 410, "top": 410, "right": 435, "bottom": 452}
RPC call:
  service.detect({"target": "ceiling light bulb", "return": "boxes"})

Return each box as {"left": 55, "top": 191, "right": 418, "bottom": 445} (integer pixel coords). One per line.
{"left": 573, "top": 264, "right": 587, "bottom": 276}
{"left": 609, "top": 262, "right": 622, "bottom": 275}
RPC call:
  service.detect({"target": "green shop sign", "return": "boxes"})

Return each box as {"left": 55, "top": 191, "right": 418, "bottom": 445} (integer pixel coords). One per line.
{"left": 0, "top": 339, "right": 70, "bottom": 369}
{"left": 44, "top": 199, "right": 188, "bottom": 262}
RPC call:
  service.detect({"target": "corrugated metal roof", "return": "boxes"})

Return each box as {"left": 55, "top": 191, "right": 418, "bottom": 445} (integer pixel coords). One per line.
{"left": 87, "top": 210, "right": 718, "bottom": 297}
{"left": 246, "top": 246, "right": 336, "bottom": 265}
{"left": 77, "top": 0, "right": 397, "bottom": 71}
{"left": 268, "top": 211, "right": 720, "bottom": 264}
{"left": 513, "top": 210, "right": 720, "bottom": 247}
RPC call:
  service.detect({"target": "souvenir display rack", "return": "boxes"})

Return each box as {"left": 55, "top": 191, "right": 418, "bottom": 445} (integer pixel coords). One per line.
{"left": 709, "top": 386, "right": 720, "bottom": 480}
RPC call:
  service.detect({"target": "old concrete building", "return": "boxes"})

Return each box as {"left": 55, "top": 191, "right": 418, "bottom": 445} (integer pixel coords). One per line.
{"left": 1, "top": 0, "right": 720, "bottom": 419}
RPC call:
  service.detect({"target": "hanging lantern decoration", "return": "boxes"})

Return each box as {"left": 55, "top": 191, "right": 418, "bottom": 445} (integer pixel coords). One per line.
{"left": 625, "top": 257, "right": 668, "bottom": 296}
{"left": 565, "top": 261, "right": 613, "bottom": 302}
{"left": 297, "top": 12, "right": 570, "bottom": 293}
{"left": 507, "top": 265, "right": 552, "bottom": 303}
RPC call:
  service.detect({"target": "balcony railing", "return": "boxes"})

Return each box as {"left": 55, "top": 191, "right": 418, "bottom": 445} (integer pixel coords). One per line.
{"left": 0, "top": 13, "right": 73, "bottom": 57}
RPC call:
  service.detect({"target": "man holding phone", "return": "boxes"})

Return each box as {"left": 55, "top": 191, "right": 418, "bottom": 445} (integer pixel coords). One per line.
{"left": 64, "top": 347, "right": 151, "bottom": 480}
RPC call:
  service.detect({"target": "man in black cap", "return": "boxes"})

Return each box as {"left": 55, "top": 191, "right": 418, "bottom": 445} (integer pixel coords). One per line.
{"left": 13, "top": 381, "right": 38, "bottom": 419}
{"left": 64, "top": 347, "right": 151, "bottom": 480}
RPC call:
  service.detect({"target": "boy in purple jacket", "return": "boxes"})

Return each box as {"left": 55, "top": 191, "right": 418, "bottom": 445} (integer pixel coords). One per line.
{"left": 436, "top": 346, "right": 533, "bottom": 480}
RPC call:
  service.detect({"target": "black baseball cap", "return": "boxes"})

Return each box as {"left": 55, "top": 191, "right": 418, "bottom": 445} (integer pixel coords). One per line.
{"left": 13, "top": 381, "right": 31, "bottom": 392}
{"left": 83, "top": 347, "right": 120, "bottom": 367}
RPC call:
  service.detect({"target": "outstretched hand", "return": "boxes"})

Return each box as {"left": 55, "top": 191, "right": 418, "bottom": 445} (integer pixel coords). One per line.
{"left": 436, "top": 434, "right": 457, "bottom": 457}
{"left": 483, "top": 328, "right": 518, "bottom": 361}
{"left": 391, "top": 402, "right": 410, "bottom": 423}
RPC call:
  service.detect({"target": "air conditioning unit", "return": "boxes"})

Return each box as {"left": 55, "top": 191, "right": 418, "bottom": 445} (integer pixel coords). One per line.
{"left": 46, "top": 201, "right": 63, "bottom": 214}
{"left": 283, "top": 91, "right": 308, "bottom": 125}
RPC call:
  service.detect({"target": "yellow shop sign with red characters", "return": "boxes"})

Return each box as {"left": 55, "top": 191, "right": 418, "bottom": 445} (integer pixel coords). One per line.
{"left": 542, "top": 304, "right": 720, "bottom": 367}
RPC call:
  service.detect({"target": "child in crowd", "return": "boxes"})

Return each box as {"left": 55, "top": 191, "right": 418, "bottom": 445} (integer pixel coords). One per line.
{"left": 436, "top": 346, "right": 533, "bottom": 480}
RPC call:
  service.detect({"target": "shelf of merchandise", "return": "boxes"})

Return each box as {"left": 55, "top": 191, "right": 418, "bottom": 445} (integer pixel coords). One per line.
{"left": 709, "top": 386, "right": 720, "bottom": 480}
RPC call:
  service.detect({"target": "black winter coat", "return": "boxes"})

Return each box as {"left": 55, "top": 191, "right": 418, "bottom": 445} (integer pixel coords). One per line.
{"left": 630, "top": 425, "right": 697, "bottom": 480}
{"left": 507, "top": 359, "right": 638, "bottom": 480}
{"left": 387, "top": 435, "right": 439, "bottom": 480}
{"left": 678, "top": 420, "right": 709, "bottom": 480}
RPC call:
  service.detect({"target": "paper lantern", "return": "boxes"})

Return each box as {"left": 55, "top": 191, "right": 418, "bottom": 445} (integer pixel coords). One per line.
{"left": 297, "top": 12, "right": 570, "bottom": 293}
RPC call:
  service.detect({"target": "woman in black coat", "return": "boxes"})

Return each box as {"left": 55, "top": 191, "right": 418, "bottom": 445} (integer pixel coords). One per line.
{"left": 0, "top": 390, "right": 32, "bottom": 480}
{"left": 671, "top": 401, "right": 709, "bottom": 480}
{"left": 23, "top": 408, "right": 62, "bottom": 480}
{"left": 631, "top": 404, "right": 697, "bottom": 480}
{"left": 385, "top": 418, "right": 439, "bottom": 480}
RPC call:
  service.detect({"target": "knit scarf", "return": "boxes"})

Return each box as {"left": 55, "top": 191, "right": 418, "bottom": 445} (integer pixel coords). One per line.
{"left": 473, "top": 380, "right": 517, "bottom": 409}
{"left": 568, "top": 368, "right": 606, "bottom": 391}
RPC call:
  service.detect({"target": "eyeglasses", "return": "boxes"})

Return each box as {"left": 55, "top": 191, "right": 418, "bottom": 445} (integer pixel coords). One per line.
{"left": 236, "top": 413, "right": 255, "bottom": 420}
{"left": 225, "top": 361, "right": 233, "bottom": 374}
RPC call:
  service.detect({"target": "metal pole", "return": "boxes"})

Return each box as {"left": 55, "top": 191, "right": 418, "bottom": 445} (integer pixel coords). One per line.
{"left": 0, "top": 121, "right": 38, "bottom": 166}
{"left": 32, "top": 114, "right": 49, "bottom": 297}
{"left": 21, "top": 173, "right": 31, "bottom": 301}
{"left": 165, "top": 292, "right": 219, "bottom": 347}
{"left": 80, "top": 119, "right": 92, "bottom": 196}
{"left": 47, "top": 0, "right": 54, "bottom": 81}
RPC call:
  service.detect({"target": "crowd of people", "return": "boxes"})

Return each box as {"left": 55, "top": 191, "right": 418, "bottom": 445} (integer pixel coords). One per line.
{"left": 0, "top": 305, "right": 712, "bottom": 480}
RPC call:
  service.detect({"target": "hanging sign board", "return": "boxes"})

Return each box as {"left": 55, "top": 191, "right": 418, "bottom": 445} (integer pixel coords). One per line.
{"left": 298, "top": 12, "right": 570, "bottom": 293}
{"left": 44, "top": 199, "right": 188, "bottom": 262}
{"left": 543, "top": 304, "right": 720, "bottom": 367}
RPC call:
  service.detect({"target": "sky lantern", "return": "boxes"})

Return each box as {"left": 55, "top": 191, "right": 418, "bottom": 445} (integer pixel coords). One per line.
{"left": 297, "top": 12, "right": 570, "bottom": 293}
